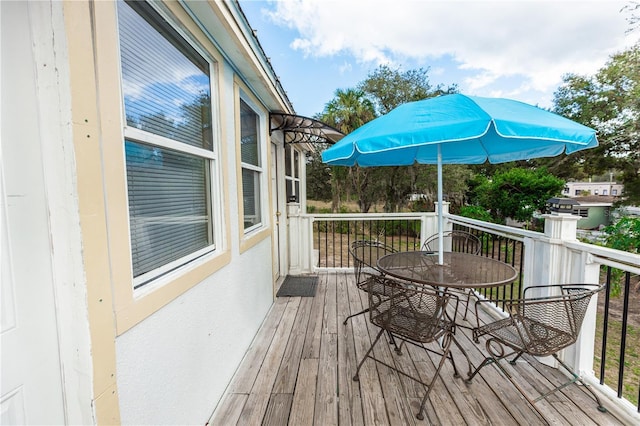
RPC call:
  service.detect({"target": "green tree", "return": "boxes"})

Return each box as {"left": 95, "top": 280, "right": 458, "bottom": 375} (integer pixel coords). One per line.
{"left": 552, "top": 44, "right": 640, "bottom": 205}
{"left": 358, "top": 64, "right": 457, "bottom": 115}
{"left": 604, "top": 217, "right": 640, "bottom": 254}
{"left": 315, "top": 89, "right": 379, "bottom": 212}
{"left": 306, "top": 147, "right": 332, "bottom": 201}
{"left": 471, "top": 168, "right": 565, "bottom": 226}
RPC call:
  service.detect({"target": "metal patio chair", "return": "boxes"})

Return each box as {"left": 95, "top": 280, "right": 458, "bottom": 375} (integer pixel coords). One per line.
{"left": 353, "top": 279, "right": 461, "bottom": 420}
{"left": 344, "top": 240, "right": 399, "bottom": 325}
{"left": 422, "top": 230, "right": 482, "bottom": 320}
{"left": 422, "top": 229, "right": 482, "bottom": 255}
{"left": 467, "top": 283, "right": 607, "bottom": 413}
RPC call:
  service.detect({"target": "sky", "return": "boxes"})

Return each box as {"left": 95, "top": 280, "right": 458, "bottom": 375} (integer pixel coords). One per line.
{"left": 239, "top": 0, "right": 639, "bottom": 118}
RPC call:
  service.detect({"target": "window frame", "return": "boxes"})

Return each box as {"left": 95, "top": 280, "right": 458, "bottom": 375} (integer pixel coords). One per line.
{"left": 235, "top": 82, "right": 271, "bottom": 253}
{"left": 285, "top": 144, "right": 302, "bottom": 203}
{"left": 93, "top": 0, "right": 232, "bottom": 335}
{"left": 118, "top": 0, "right": 222, "bottom": 289}
{"left": 238, "top": 89, "right": 267, "bottom": 235}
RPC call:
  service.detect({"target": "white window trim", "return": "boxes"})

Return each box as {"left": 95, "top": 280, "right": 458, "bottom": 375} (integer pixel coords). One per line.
{"left": 239, "top": 92, "right": 267, "bottom": 235}
{"left": 285, "top": 145, "right": 302, "bottom": 203}
{"left": 119, "top": 0, "right": 224, "bottom": 289}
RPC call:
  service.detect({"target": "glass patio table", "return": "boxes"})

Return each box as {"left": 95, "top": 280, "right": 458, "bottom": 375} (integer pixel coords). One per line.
{"left": 377, "top": 251, "right": 518, "bottom": 289}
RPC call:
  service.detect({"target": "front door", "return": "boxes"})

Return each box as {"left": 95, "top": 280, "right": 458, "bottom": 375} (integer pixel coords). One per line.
{"left": 1, "top": 2, "right": 66, "bottom": 422}
{"left": 1, "top": 117, "right": 66, "bottom": 426}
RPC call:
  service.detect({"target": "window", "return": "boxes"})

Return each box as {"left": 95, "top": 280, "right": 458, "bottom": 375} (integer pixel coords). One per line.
{"left": 603, "top": 189, "right": 608, "bottom": 196}
{"left": 594, "top": 189, "right": 599, "bottom": 195}
{"left": 285, "top": 145, "right": 300, "bottom": 203}
{"left": 240, "top": 99, "right": 263, "bottom": 231}
{"left": 574, "top": 190, "right": 581, "bottom": 196}
{"left": 612, "top": 189, "right": 618, "bottom": 196}
{"left": 574, "top": 208, "right": 589, "bottom": 218}
{"left": 118, "top": 1, "right": 217, "bottom": 288}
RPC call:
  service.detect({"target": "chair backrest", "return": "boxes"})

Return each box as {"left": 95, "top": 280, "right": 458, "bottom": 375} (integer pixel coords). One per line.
{"left": 349, "top": 240, "right": 397, "bottom": 285}
{"left": 511, "top": 284, "right": 604, "bottom": 356}
{"left": 369, "top": 279, "right": 455, "bottom": 343}
{"left": 422, "top": 230, "right": 481, "bottom": 255}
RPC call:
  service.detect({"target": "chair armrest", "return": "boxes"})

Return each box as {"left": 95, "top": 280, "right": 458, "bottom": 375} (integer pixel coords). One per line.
{"left": 522, "top": 283, "right": 603, "bottom": 299}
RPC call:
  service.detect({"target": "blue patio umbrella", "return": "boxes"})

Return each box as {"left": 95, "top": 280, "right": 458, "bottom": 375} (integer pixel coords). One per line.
{"left": 321, "top": 94, "right": 598, "bottom": 263}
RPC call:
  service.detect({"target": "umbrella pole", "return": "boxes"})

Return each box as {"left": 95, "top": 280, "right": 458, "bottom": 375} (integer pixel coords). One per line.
{"left": 437, "top": 145, "right": 444, "bottom": 265}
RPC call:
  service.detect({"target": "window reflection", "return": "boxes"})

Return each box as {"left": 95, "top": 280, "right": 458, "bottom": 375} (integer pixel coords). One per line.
{"left": 119, "top": 1, "right": 212, "bottom": 150}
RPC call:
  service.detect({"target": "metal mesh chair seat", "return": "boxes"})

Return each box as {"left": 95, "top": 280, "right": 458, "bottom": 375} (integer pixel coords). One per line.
{"left": 468, "top": 283, "right": 607, "bottom": 414}
{"left": 371, "top": 303, "right": 453, "bottom": 343}
{"left": 357, "top": 274, "right": 403, "bottom": 296}
{"left": 475, "top": 316, "right": 575, "bottom": 357}
{"left": 353, "top": 279, "right": 462, "bottom": 420}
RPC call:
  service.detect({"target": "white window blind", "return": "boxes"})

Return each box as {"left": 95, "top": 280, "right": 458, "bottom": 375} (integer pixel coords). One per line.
{"left": 240, "top": 99, "right": 262, "bottom": 230}
{"left": 118, "top": 1, "right": 215, "bottom": 285}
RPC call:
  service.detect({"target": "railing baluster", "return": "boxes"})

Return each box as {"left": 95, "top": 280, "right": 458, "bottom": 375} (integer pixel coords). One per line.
{"left": 600, "top": 266, "right": 611, "bottom": 385}
{"left": 618, "top": 271, "right": 631, "bottom": 399}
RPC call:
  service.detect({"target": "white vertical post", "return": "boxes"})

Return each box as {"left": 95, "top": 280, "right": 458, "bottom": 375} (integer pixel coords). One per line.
{"left": 535, "top": 212, "right": 582, "bottom": 368}
{"left": 287, "top": 204, "right": 302, "bottom": 274}
{"left": 437, "top": 145, "right": 444, "bottom": 264}
{"left": 533, "top": 213, "right": 580, "bottom": 288}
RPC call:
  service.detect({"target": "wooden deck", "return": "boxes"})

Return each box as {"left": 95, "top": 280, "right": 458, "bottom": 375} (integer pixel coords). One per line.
{"left": 209, "top": 272, "right": 627, "bottom": 425}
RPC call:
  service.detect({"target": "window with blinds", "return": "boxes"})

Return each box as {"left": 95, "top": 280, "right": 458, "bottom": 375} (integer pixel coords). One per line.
{"left": 285, "top": 145, "right": 301, "bottom": 203}
{"left": 239, "top": 99, "right": 262, "bottom": 231}
{"left": 118, "top": 1, "right": 216, "bottom": 287}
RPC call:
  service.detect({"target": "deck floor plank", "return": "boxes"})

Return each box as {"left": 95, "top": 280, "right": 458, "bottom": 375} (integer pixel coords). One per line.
{"left": 336, "top": 274, "right": 365, "bottom": 426}
{"left": 288, "top": 358, "right": 318, "bottom": 425}
{"left": 210, "top": 272, "right": 627, "bottom": 426}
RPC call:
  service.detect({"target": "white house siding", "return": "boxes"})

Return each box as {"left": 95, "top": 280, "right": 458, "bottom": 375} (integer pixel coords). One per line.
{"left": 563, "top": 181, "right": 624, "bottom": 197}
{"left": 3, "top": 0, "right": 288, "bottom": 423}
{"left": 111, "top": 2, "right": 280, "bottom": 423}
{"left": 116, "top": 239, "right": 273, "bottom": 425}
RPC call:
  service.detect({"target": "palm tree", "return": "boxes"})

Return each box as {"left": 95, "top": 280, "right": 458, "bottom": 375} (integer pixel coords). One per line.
{"left": 316, "top": 89, "right": 379, "bottom": 212}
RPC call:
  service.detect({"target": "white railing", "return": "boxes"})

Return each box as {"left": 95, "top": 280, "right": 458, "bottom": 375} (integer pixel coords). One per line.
{"left": 287, "top": 204, "right": 640, "bottom": 421}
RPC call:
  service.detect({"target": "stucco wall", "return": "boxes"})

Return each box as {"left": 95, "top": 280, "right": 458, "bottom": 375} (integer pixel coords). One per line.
{"left": 108, "top": 3, "right": 278, "bottom": 423}
{"left": 115, "top": 239, "right": 273, "bottom": 424}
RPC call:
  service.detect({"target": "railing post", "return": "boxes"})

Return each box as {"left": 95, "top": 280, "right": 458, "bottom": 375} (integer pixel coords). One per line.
{"left": 287, "top": 204, "right": 302, "bottom": 275}
{"left": 539, "top": 212, "right": 596, "bottom": 371}
{"left": 287, "top": 205, "right": 314, "bottom": 275}
{"left": 535, "top": 213, "right": 580, "bottom": 287}
{"left": 565, "top": 250, "right": 601, "bottom": 376}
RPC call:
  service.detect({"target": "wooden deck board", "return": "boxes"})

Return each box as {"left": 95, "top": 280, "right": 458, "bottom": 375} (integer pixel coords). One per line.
{"left": 209, "top": 272, "right": 627, "bottom": 426}
{"left": 336, "top": 274, "right": 365, "bottom": 426}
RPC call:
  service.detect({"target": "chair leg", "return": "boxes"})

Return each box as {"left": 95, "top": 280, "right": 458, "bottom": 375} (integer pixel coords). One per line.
{"left": 387, "top": 331, "right": 401, "bottom": 354}
{"left": 343, "top": 306, "right": 370, "bottom": 325}
{"left": 468, "top": 349, "right": 608, "bottom": 416}
{"left": 545, "top": 354, "right": 607, "bottom": 413}
{"left": 416, "top": 336, "right": 453, "bottom": 420}
{"left": 353, "top": 328, "right": 385, "bottom": 382}
{"left": 466, "top": 356, "right": 497, "bottom": 383}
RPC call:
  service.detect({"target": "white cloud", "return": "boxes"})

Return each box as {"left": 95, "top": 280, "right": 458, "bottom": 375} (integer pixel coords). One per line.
{"left": 265, "top": 0, "right": 639, "bottom": 101}
{"left": 338, "top": 61, "right": 353, "bottom": 74}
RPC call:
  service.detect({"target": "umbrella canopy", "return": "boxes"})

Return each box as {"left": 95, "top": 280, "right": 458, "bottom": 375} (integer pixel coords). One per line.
{"left": 321, "top": 94, "right": 598, "bottom": 263}
{"left": 321, "top": 94, "right": 597, "bottom": 166}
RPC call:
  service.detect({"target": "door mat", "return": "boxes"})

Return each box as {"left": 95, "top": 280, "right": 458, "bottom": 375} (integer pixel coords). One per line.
{"left": 276, "top": 275, "right": 318, "bottom": 297}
